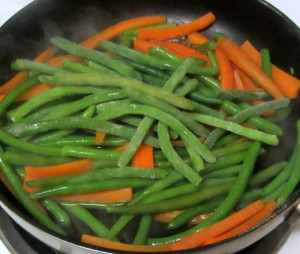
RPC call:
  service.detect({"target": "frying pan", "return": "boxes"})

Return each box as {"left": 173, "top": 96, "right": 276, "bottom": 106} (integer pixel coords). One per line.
{"left": 0, "top": 0, "right": 300, "bottom": 253}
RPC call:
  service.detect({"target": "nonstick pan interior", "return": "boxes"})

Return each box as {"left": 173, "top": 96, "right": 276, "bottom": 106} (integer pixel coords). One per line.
{"left": 0, "top": 0, "right": 300, "bottom": 253}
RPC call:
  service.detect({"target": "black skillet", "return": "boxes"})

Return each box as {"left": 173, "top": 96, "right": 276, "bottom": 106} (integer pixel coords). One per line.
{"left": 0, "top": 0, "right": 300, "bottom": 253}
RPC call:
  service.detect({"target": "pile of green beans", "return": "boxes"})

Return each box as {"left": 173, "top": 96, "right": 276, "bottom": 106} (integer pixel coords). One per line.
{"left": 0, "top": 28, "right": 299, "bottom": 252}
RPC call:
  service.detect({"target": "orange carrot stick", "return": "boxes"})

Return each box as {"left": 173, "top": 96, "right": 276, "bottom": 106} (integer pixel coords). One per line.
{"left": 217, "top": 38, "right": 284, "bottom": 98}
{"left": 24, "top": 159, "right": 94, "bottom": 193}
{"left": 154, "top": 41, "right": 209, "bottom": 61}
{"left": 131, "top": 143, "right": 154, "bottom": 168}
{"left": 241, "top": 40, "right": 300, "bottom": 98}
{"left": 170, "top": 200, "right": 265, "bottom": 250}
{"left": 204, "top": 200, "right": 277, "bottom": 245}
{"left": 0, "top": 47, "right": 57, "bottom": 94}
{"left": 154, "top": 211, "right": 184, "bottom": 223}
{"left": 188, "top": 32, "right": 210, "bottom": 45}
{"left": 137, "top": 12, "right": 216, "bottom": 40}
{"left": 236, "top": 68, "right": 262, "bottom": 91}
{"left": 54, "top": 188, "right": 133, "bottom": 203}
{"left": 233, "top": 69, "right": 244, "bottom": 90}
{"left": 133, "top": 39, "right": 158, "bottom": 54}
{"left": 80, "top": 16, "right": 167, "bottom": 49}
{"left": 81, "top": 234, "right": 170, "bottom": 252}
{"left": 215, "top": 47, "right": 235, "bottom": 89}
{"left": 14, "top": 84, "right": 53, "bottom": 102}
{"left": 95, "top": 131, "right": 107, "bottom": 145}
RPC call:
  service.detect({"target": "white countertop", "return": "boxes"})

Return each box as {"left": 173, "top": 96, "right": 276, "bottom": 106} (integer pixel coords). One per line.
{"left": 0, "top": 0, "right": 299, "bottom": 253}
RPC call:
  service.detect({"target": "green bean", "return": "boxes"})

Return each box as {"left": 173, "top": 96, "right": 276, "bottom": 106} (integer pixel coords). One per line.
{"left": 155, "top": 158, "right": 191, "bottom": 168}
{"left": 11, "top": 59, "right": 68, "bottom": 75}
{"left": 261, "top": 48, "right": 272, "bottom": 78}
{"left": 262, "top": 183, "right": 286, "bottom": 203}
{"left": 148, "top": 47, "right": 183, "bottom": 64}
{"left": 0, "top": 130, "right": 61, "bottom": 156}
{"left": 99, "top": 41, "right": 179, "bottom": 71}
{"left": 119, "top": 35, "right": 132, "bottom": 47}
{"left": 168, "top": 198, "right": 221, "bottom": 230}
{"left": 133, "top": 215, "right": 152, "bottom": 245}
{"left": 190, "top": 113, "right": 278, "bottom": 145}
{"left": 204, "top": 151, "right": 247, "bottom": 172}
{"left": 27, "top": 167, "right": 169, "bottom": 188}
{"left": 0, "top": 145, "right": 65, "bottom": 235}
{"left": 122, "top": 23, "right": 177, "bottom": 38}
{"left": 61, "top": 146, "right": 121, "bottom": 160}
{"left": 157, "top": 122, "right": 202, "bottom": 185}
{"left": 3, "top": 151, "right": 72, "bottom": 167}
{"left": 207, "top": 51, "right": 218, "bottom": 71}
{"left": 51, "top": 37, "right": 141, "bottom": 80}
{"left": 105, "top": 172, "right": 184, "bottom": 239}
{"left": 214, "top": 133, "right": 241, "bottom": 148}
{"left": 123, "top": 89, "right": 210, "bottom": 137}
{"left": 62, "top": 59, "right": 102, "bottom": 74}
{"left": 38, "top": 136, "right": 128, "bottom": 147}
{"left": 263, "top": 147, "right": 297, "bottom": 196}
{"left": 30, "top": 178, "right": 156, "bottom": 199}
{"left": 219, "top": 90, "right": 270, "bottom": 100}
{"left": 43, "top": 90, "right": 127, "bottom": 120}
{"left": 0, "top": 76, "right": 40, "bottom": 118}
{"left": 248, "top": 161, "right": 286, "bottom": 187}
{"left": 107, "top": 182, "right": 233, "bottom": 214}
{"left": 148, "top": 142, "right": 261, "bottom": 245}
{"left": 204, "top": 165, "right": 242, "bottom": 178}
{"left": 185, "top": 142, "right": 204, "bottom": 172}
{"left": 61, "top": 203, "right": 111, "bottom": 238}
{"left": 39, "top": 73, "right": 195, "bottom": 110}
{"left": 92, "top": 160, "right": 119, "bottom": 169}
{"left": 94, "top": 103, "right": 215, "bottom": 162}
{"left": 197, "top": 41, "right": 217, "bottom": 53}
{"left": 5, "top": 117, "right": 159, "bottom": 147}
{"left": 277, "top": 121, "right": 300, "bottom": 205}
{"left": 212, "top": 141, "right": 253, "bottom": 157}
{"left": 10, "top": 86, "right": 101, "bottom": 122}
{"left": 221, "top": 101, "right": 283, "bottom": 135}
{"left": 15, "top": 166, "right": 25, "bottom": 180}
{"left": 42, "top": 199, "right": 72, "bottom": 227}
{"left": 213, "top": 32, "right": 226, "bottom": 40}
{"left": 175, "top": 79, "right": 199, "bottom": 96}
{"left": 141, "top": 74, "right": 167, "bottom": 87}
{"left": 236, "top": 189, "right": 263, "bottom": 209}
{"left": 120, "top": 58, "right": 170, "bottom": 79}
{"left": 88, "top": 61, "right": 121, "bottom": 76}
{"left": 234, "top": 99, "right": 289, "bottom": 124}
{"left": 198, "top": 75, "right": 221, "bottom": 92}
{"left": 189, "top": 91, "right": 222, "bottom": 105}
{"left": 33, "top": 105, "right": 96, "bottom": 143}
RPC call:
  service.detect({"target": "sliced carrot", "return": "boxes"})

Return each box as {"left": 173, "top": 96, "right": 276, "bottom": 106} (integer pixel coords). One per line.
{"left": 95, "top": 131, "right": 107, "bottom": 145}
{"left": 54, "top": 188, "right": 133, "bottom": 203}
{"left": 241, "top": 41, "right": 300, "bottom": 98}
{"left": 48, "top": 54, "right": 82, "bottom": 66}
{"left": 170, "top": 200, "right": 265, "bottom": 250}
{"left": 154, "top": 211, "right": 183, "bottom": 223}
{"left": 24, "top": 159, "right": 93, "bottom": 193}
{"left": 236, "top": 68, "right": 262, "bottom": 91}
{"left": 233, "top": 69, "right": 244, "bottom": 90}
{"left": 205, "top": 200, "right": 277, "bottom": 245}
{"left": 154, "top": 41, "right": 209, "bottom": 61}
{"left": 81, "top": 234, "right": 170, "bottom": 252}
{"left": 131, "top": 143, "right": 154, "bottom": 168}
{"left": 217, "top": 38, "right": 284, "bottom": 98}
{"left": 137, "top": 12, "right": 216, "bottom": 40}
{"left": 14, "top": 84, "right": 53, "bottom": 102}
{"left": 188, "top": 32, "right": 210, "bottom": 45}
{"left": 0, "top": 47, "right": 57, "bottom": 94}
{"left": 133, "top": 39, "right": 158, "bottom": 54}
{"left": 80, "top": 15, "right": 167, "bottom": 49}
{"left": 215, "top": 47, "right": 235, "bottom": 89}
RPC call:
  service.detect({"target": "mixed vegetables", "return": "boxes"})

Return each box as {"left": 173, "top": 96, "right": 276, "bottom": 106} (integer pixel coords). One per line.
{"left": 0, "top": 11, "right": 300, "bottom": 252}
